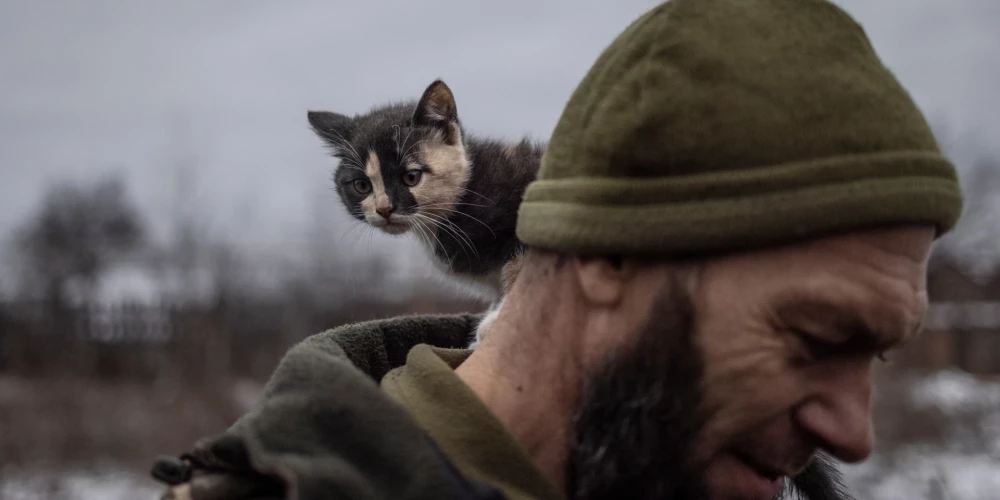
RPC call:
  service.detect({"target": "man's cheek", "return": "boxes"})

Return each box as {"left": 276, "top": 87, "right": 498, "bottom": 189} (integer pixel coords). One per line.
{"left": 695, "top": 328, "right": 806, "bottom": 458}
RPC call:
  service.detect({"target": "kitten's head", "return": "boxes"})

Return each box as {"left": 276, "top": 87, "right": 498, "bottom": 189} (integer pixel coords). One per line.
{"left": 308, "top": 80, "right": 471, "bottom": 236}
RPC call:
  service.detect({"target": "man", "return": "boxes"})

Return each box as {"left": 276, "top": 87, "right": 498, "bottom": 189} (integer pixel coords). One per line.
{"left": 152, "top": 0, "right": 963, "bottom": 498}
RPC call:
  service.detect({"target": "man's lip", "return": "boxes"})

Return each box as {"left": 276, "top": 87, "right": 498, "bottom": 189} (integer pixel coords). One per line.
{"left": 733, "top": 450, "right": 790, "bottom": 481}
{"left": 717, "top": 452, "right": 786, "bottom": 500}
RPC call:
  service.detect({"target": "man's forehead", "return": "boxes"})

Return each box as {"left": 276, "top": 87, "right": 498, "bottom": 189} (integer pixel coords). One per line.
{"left": 718, "top": 224, "right": 938, "bottom": 293}
{"left": 807, "top": 225, "right": 936, "bottom": 265}
{"left": 765, "top": 228, "right": 936, "bottom": 345}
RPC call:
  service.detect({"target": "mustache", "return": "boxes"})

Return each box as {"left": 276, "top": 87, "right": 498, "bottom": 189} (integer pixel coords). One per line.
{"left": 782, "top": 452, "right": 856, "bottom": 500}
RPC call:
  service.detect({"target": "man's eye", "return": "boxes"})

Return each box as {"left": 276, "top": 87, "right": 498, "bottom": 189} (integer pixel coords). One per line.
{"left": 402, "top": 170, "right": 422, "bottom": 187}
{"left": 797, "top": 334, "right": 833, "bottom": 360}
{"left": 790, "top": 329, "right": 841, "bottom": 363}
{"left": 793, "top": 328, "right": 891, "bottom": 364}
{"left": 353, "top": 179, "right": 372, "bottom": 194}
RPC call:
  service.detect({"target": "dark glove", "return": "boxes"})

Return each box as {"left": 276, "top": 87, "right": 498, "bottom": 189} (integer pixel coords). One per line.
{"left": 151, "top": 434, "right": 284, "bottom": 500}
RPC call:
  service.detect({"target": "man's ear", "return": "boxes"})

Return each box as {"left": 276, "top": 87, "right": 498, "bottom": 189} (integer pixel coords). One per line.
{"left": 307, "top": 111, "right": 355, "bottom": 152}
{"left": 412, "top": 79, "right": 461, "bottom": 145}
{"left": 574, "top": 255, "right": 632, "bottom": 306}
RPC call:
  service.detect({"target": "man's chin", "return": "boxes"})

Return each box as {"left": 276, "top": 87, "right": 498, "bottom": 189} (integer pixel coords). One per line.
{"left": 705, "top": 453, "right": 785, "bottom": 500}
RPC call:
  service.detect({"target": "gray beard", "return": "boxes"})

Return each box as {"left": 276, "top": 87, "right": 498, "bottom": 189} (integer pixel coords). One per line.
{"left": 565, "top": 279, "right": 855, "bottom": 500}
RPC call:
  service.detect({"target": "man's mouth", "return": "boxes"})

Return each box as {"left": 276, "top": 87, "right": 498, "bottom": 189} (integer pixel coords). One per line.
{"left": 720, "top": 451, "right": 787, "bottom": 500}
{"left": 734, "top": 450, "right": 787, "bottom": 482}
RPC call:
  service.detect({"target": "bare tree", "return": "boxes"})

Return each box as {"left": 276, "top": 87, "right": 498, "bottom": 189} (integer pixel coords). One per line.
{"left": 931, "top": 121, "right": 1000, "bottom": 280}
{"left": 13, "top": 174, "right": 146, "bottom": 309}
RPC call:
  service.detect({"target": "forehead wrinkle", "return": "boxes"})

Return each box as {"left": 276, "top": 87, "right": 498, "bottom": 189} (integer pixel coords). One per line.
{"left": 866, "top": 285, "right": 928, "bottom": 349}
{"left": 787, "top": 236, "right": 930, "bottom": 347}
{"left": 847, "top": 254, "right": 930, "bottom": 348}
{"left": 776, "top": 292, "right": 920, "bottom": 352}
{"left": 823, "top": 228, "right": 932, "bottom": 291}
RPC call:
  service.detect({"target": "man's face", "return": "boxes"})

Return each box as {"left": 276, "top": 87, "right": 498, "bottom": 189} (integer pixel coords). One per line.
{"left": 567, "top": 224, "right": 935, "bottom": 500}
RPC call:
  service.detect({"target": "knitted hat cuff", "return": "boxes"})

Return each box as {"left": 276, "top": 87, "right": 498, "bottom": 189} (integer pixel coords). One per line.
{"left": 515, "top": 150, "right": 963, "bottom": 256}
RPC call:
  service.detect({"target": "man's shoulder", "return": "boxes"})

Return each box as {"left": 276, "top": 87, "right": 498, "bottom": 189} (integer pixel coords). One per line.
{"left": 151, "top": 312, "right": 497, "bottom": 500}
{"left": 298, "top": 312, "right": 482, "bottom": 382}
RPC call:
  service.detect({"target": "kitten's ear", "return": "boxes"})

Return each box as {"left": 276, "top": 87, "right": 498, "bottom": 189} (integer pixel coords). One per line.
{"left": 307, "top": 111, "right": 355, "bottom": 149}
{"left": 413, "top": 80, "right": 460, "bottom": 145}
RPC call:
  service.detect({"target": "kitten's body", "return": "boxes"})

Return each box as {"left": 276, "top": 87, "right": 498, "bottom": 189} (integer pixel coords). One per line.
{"left": 420, "top": 134, "right": 542, "bottom": 302}
{"left": 308, "top": 80, "right": 543, "bottom": 344}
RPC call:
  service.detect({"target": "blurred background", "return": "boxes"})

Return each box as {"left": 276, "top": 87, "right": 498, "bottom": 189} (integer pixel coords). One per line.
{"left": 0, "top": 1, "right": 997, "bottom": 499}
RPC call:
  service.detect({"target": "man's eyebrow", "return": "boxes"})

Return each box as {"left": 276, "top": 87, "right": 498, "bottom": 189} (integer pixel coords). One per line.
{"left": 841, "top": 319, "right": 909, "bottom": 352}
{"left": 777, "top": 298, "right": 912, "bottom": 350}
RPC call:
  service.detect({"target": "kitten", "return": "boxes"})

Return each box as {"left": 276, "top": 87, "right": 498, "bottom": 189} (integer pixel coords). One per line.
{"left": 307, "top": 79, "right": 543, "bottom": 347}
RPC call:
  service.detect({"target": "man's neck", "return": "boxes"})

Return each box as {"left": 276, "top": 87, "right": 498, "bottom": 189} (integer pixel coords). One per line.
{"left": 454, "top": 300, "right": 587, "bottom": 493}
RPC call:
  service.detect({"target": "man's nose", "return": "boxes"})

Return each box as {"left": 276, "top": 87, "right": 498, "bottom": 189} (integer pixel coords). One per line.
{"left": 376, "top": 205, "right": 394, "bottom": 220}
{"left": 793, "top": 359, "right": 875, "bottom": 463}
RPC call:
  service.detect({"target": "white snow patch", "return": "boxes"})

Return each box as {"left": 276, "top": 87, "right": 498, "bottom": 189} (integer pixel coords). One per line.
{"left": 845, "top": 449, "right": 1000, "bottom": 500}
{"left": 0, "top": 468, "right": 160, "bottom": 500}
{"left": 909, "top": 369, "right": 1000, "bottom": 413}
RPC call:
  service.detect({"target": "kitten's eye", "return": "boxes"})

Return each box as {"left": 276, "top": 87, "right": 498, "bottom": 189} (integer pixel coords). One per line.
{"left": 353, "top": 179, "right": 372, "bottom": 194}
{"left": 402, "top": 169, "right": 422, "bottom": 187}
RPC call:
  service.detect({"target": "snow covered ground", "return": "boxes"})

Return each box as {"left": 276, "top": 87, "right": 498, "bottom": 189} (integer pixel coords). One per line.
{"left": 844, "top": 369, "right": 1000, "bottom": 500}
{"left": 845, "top": 450, "right": 1000, "bottom": 500}
{"left": 0, "top": 468, "right": 160, "bottom": 500}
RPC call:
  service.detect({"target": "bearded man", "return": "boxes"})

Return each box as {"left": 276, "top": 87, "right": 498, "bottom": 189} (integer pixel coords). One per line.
{"left": 152, "top": 0, "right": 963, "bottom": 498}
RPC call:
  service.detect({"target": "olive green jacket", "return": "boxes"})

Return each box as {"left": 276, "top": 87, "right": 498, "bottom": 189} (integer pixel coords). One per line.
{"left": 151, "top": 314, "right": 561, "bottom": 500}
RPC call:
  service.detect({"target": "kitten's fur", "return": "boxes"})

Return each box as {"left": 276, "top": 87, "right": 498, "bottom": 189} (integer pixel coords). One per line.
{"left": 308, "top": 80, "right": 543, "bottom": 346}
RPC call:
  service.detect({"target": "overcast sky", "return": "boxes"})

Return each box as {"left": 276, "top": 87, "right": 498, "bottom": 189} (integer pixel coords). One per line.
{"left": 1, "top": 0, "right": 997, "bottom": 278}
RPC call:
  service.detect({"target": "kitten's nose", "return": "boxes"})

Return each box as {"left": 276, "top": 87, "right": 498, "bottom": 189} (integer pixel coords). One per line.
{"left": 376, "top": 205, "right": 394, "bottom": 220}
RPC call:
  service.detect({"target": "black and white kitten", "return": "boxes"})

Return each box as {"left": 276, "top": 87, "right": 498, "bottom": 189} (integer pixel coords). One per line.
{"left": 307, "top": 80, "right": 543, "bottom": 347}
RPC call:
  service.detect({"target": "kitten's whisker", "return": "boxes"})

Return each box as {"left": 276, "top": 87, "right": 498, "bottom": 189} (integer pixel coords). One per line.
{"left": 339, "top": 164, "right": 367, "bottom": 175}
{"left": 400, "top": 128, "right": 415, "bottom": 160}
{"left": 417, "top": 204, "right": 495, "bottom": 235}
{"left": 415, "top": 213, "right": 474, "bottom": 261}
{"left": 419, "top": 212, "right": 479, "bottom": 259}
{"left": 455, "top": 187, "right": 495, "bottom": 204}
{"left": 365, "top": 223, "right": 376, "bottom": 250}
{"left": 417, "top": 202, "right": 491, "bottom": 209}
{"left": 411, "top": 219, "right": 434, "bottom": 251}
{"left": 340, "top": 159, "right": 365, "bottom": 168}
{"left": 329, "top": 131, "right": 366, "bottom": 167}
{"left": 448, "top": 203, "right": 492, "bottom": 208}
{"left": 413, "top": 215, "right": 451, "bottom": 261}
{"left": 339, "top": 220, "right": 366, "bottom": 244}
{"left": 346, "top": 223, "right": 369, "bottom": 263}
{"left": 357, "top": 224, "right": 372, "bottom": 249}
{"left": 338, "top": 158, "right": 367, "bottom": 170}
{"left": 424, "top": 212, "right": 478, "bottom": 250}
{"left": 421, "top": 207, "right": 496, "bottom": 237}
{"left": 400, "top": 139, "right": 428, "bottom": 161}
{"left": 406, "top": 217, "right": 425, "bottom": 245}
{"left": 333, "top": 142, "right": 363, "bottom": 168}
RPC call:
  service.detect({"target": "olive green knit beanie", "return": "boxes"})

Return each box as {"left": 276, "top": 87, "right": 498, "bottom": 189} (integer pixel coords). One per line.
{"left": 515, "top": 0, "right": 964, "bottom": 257}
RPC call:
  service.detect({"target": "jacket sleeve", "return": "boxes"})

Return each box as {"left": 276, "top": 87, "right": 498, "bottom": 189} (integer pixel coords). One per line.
{"left": 151, "top": 313, "right": 494, "bottom": 500}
